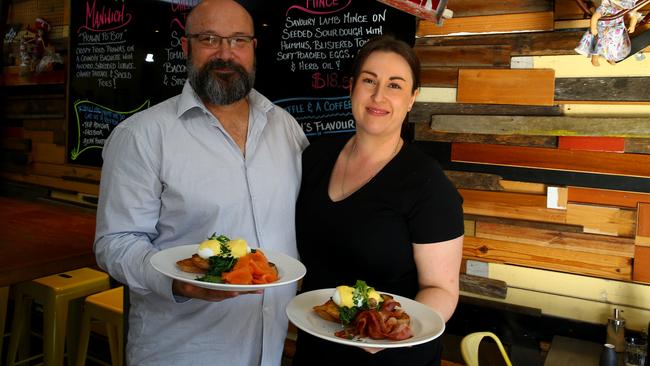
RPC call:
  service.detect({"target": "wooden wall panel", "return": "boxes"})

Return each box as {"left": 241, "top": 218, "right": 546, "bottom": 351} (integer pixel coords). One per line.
{"left": 428, "top": 115, "right": 650, "bottom": 137}
{"left": 555, "top": 78, "right": 650, "bottom": 102}
{"left": 568, "top": 187, "right": 650, "bottom": 209}
{"left": 451, "top": 143, "right": 650, "bottom": 178}
{"left": 416, "top": 30, "right": 583, "bottom": 56}
{"left": 417, "top": 12, "right": 554, "bottom": 37}
{"left": 463, "top": 236, "right": 632, "bottom": 280}
{"left": 637, "top": 203, "right": 650, "bottom": 246}
{"left": 459, "top": 189, "right": 567, "bottom": 223}
{"left": 448, "top": 0, "right": 552, "bottom": 17}
{"left": 457, "top": 69, "right": 555, "bottom": 106}
{"left": 633, "top": 246, "right": 650, "bottom": 282}
{"left": 421, "top": 68, "right": 458, "bottom": 87}
{"left": 475, "top": 221, "right": 635, "bottom": 256}
{"left": 558, "top": 137, "right": 625, "bottom": 153}
{"left": 565, "top": 203, "right": 636, "bottom": 237}
{"left": 409, "top": 102, "right": 562, "bottom": 124}
{"left": 416, "top": 45, "right": 511, "bottom": 68}
{"left": 414, "top": 126, "right": 557, "bottom": 148}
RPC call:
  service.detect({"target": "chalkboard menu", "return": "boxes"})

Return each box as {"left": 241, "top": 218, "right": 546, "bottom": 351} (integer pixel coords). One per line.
{"left": 252, "top": 1, "right": 415, "bottom": 137}
{"left": 67, "top": 0, "right": 196, "bottom": 167}
{"left": 67, "top": 0, "right": 414, "bottom": 167}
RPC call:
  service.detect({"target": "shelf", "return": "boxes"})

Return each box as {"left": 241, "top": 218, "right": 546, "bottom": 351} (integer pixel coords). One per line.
{"left": 1, "top": 66, "right": 65, "bottom": 86}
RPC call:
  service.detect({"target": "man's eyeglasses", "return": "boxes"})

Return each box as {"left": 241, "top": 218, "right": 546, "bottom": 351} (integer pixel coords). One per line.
{"left": 186, "top": 33, "right": 255, "bottom": 49}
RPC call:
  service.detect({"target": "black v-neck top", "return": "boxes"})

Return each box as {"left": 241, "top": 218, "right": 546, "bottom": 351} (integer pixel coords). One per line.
{"left": 293, "top": 136, "right": 464, "bottom": 366}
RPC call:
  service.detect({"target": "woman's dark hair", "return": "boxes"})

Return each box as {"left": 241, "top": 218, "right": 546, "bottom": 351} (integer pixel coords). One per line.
{"left": 350, "top": 34, "right": 421, "bottom": 93}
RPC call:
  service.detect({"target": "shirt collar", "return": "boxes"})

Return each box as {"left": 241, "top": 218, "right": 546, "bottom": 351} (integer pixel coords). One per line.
{"left": 176, "top": 80, "right": 274, "bottom": 119}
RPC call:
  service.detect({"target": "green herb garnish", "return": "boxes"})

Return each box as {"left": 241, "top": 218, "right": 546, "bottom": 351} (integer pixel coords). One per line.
{"left": 339, "top": 306, "right": 359, "bottom": 325}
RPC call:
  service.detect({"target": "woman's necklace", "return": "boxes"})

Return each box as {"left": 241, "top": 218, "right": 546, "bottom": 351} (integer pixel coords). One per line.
{"left": 340, "top": 136, "right": 402, "bottom": 198}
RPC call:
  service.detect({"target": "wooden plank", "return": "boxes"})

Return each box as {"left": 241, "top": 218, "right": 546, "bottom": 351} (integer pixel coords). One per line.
{"left": 415, "top": 45, "right": 512, "bottom": 67}
{"left": 31, "top": 143, "right": 65, "bottom": 164}
{"left": 429, "top": 115, "right": 650, "bottom": 138}
{"left": 0, "top": 171, "right": 99, "bottom": 195}
{"left": 475, "top": 221, "right": 635, "bottom": 257}
{"left": 554, "top": 0, "right": 589, "bottom": 20}
{"left": 459, "top": 188, "right": 567, "bottom": 223}
{"left": 562, "top": 103, "right": 650, "bottom": 116}
{"left": 464, "top": 220, "right": 476, "bottom": 237}
{"left": 29, "top": 162, "right": 102, "bottom": 182}
{"left": 499, "top": 180, "right": 546, "bottom": 194}
{"left": 414, "top": 125, "right": 557, "bottom": 147}
{"left": 457, "top": 69, "right": 555, "bottom": 106}
{"left": 409, "top": 102, "right": 562, "bottom": 124}
{"left": 633, "top": 246, "right": 650, "bottom": 282}
{"left": 449, "top": 0, "right": 552, "bottom": 17}
{"left": 637, "top": 203, "right": 650, "bottom": 246}
{"left": 421, "top": 67, "right": 458, "bottom": 87}
{"left": 555, "top": 77, "right": 650, "bottom": 102}
{"left": 415, "top": 30, "right": 583, "bottom": 56}
{"left": 22, "top": 119, "right": 65, "bottom": 131}
{"left": 625, "top": 138, "right": 650, "bottom": 154}
{"left": 23, "top": 130, "right": 55, "bottom": 143}
{"left": 463, "top": 235, "right": 632, "bottom": 280}
{"left": 459, "top": 273, "right": 507, "bottom": 299}
{"left": 515, "top": 55, "right": 650, "bottom": 77}
{"left": 466, "top": 214, "right": 583, "bottom": 233}
{"left": 444, "top": 170, "right": 503, "bottom": 191}
{"left": 451, "top": 143, "right": 650, "bottom": 178}
{"left": 568, "top": 186, "right": 650, "bottom": 209}
{"left": 417, "top": 12, "right": 554, "bottom": 37}
{"left": 554, "top": 19, "right": 590, "bottom": 29}
{"left": 484, "top": 263, "right": 650, "bottom": 329}
{"left": 566, "top": 203, "right": 636, "bottom": 237}
{"left": 558, "top": 137, "right": 625, "bottom": 153}
{"left": 0, "top": 138, "right": 30, "bottom": 151}
{"left": 3, "top": 94, "right": 66, "bottom": 117}
{"left": 416, "top": 87, "right": 457, "bottom": 103}
{"left": 414, "top": 140, "right": 650, "bottom": 193}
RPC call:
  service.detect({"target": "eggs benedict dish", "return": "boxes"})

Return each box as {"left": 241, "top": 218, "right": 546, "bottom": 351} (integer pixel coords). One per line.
{"left": 313, "top": 280, "right": 413, "bottom": 341}
{"left": 175, "top": 233, "right": 278, "bottom": 285}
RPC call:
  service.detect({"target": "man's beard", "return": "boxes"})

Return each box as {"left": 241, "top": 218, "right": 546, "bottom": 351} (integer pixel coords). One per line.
{"left": 187, "top": 57, "right": 256, "bottom": 105}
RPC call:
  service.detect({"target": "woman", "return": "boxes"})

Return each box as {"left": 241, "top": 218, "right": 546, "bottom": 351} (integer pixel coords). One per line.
{"left": 293, "top": 34, "right": 464, "bottom": 366}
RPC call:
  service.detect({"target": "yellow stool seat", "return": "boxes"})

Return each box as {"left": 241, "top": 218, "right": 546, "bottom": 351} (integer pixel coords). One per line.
{"left": 6, "top": 267, "right": 110, "bottom": 366}
{"left": 77, "top": 286, "right": 124, "bottom": 366}
{"left": 461, "top": 331, "right": 513, "bottom": 366}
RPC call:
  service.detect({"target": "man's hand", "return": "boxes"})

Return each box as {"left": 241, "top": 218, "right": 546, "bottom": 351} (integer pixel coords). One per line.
{"left": 172, "top": 279, "right": 262, "bottom": 302}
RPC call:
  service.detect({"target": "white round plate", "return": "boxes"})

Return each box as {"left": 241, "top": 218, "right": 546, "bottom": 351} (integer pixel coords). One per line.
{"left": 286, "top": 288, "right": 445, "bottom": 348}
{"left": 150, "top": 244, "right": 306, "bottom": 291}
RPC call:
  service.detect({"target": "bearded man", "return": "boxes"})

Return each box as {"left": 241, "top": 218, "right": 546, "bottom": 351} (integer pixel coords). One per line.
{"left": 94, "top": 0, "right": 308, "bottom": 364}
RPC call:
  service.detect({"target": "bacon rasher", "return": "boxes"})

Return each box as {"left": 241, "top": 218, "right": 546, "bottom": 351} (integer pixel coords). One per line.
{"left": 334, "top": 296, "right": 413, "bottom": 341}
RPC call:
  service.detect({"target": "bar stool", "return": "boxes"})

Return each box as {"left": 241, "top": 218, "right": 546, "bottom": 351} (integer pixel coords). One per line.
{"left": 76, "top": 286, "right": 124, "bottom": 366}
{"left": 6, "top": 267, "right": 110, "bottom": 366}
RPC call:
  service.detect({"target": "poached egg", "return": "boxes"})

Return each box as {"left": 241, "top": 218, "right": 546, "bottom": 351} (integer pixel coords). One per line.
{"left": 332, "top": 285, "right": 381, "bottom": 308}
{"left": 197, "top": 238, "right": 251, "bottom": 259}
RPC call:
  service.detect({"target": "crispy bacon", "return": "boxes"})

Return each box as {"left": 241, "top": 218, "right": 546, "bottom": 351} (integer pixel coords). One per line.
{"left": 334, "top": 296, "right": 413, "bottom": 341}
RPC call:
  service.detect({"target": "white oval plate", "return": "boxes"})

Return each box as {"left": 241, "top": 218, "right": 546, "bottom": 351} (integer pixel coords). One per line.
{"left": 150, "top": 244, "right": 306, "bottom": 291}
{"left": 286, "top": 288, "right": 445, "bottom": 348}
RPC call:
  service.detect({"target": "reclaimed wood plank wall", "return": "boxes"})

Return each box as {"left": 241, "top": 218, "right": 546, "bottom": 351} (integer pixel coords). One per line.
{"left": 413, "top": 0, "right": 650, "bottom": 328}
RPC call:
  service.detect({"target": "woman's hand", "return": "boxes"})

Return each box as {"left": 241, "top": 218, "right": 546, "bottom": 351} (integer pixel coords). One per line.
{"left": 361, "top": 347, "right": 385, "bottom": 354}
{"left": 172, "top": 279, "right": 262, "bottom": 302}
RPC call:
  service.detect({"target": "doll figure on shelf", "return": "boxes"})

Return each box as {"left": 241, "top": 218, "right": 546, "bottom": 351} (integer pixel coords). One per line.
{"left": 575, "top": 0, "right": 643, "bottom": 66}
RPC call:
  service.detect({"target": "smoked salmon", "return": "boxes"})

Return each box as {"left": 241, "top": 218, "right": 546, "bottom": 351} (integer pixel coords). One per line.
{"left": 221, "top": 250, "right": 279, "bottom": 285}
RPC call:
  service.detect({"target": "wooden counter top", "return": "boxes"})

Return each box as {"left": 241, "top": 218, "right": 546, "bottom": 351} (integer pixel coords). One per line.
{"left": 0, "top": 196, "right": 98, "bottom": 287}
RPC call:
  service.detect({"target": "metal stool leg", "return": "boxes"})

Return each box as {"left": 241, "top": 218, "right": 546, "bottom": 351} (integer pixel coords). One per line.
{"left": 0, "top": 287, "right": 8, "bottom": 362}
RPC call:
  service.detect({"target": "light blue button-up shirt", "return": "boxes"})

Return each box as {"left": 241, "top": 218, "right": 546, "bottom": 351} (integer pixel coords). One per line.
{"left": 95, "top": 82, "right": 308, "bottom": 365}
